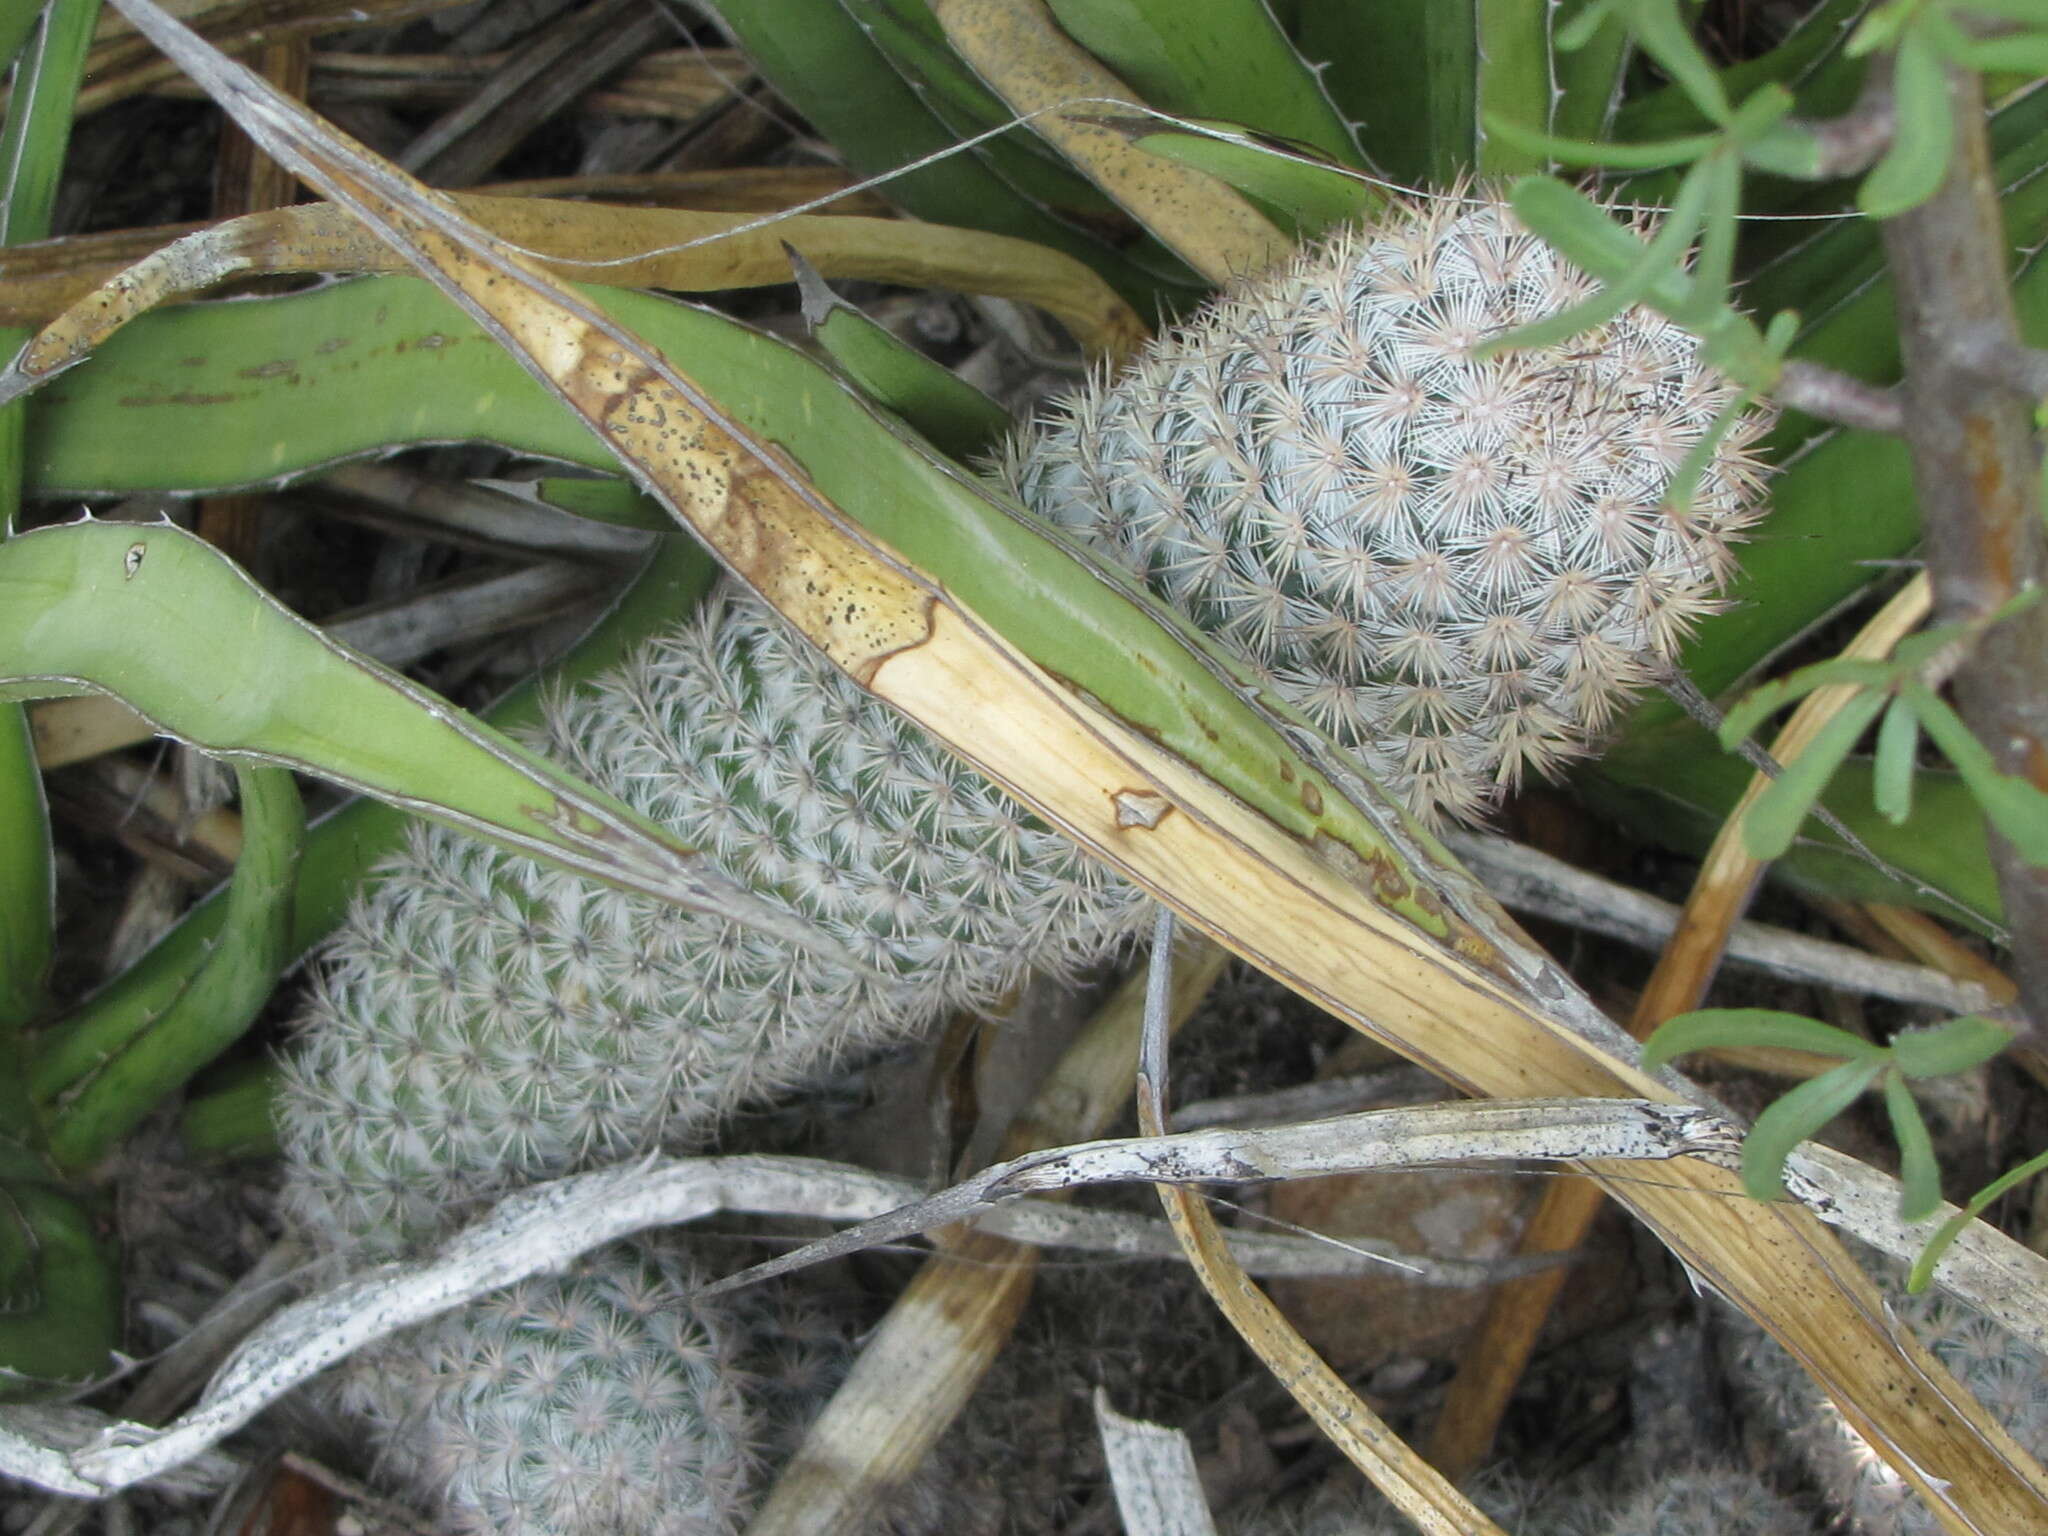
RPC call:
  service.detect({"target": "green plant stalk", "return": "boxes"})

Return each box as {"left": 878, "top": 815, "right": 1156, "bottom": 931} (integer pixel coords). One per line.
{"left": 27, "top": 536, "right": 716, "bottom": 1106}
{"left": 44, "top": 763, "right": 302, "bottom": 1172}
{"left": 179, "top": 1060, "right": 280, "bottom": 1163}
{"left": 0, "top": 0, "right": 101, "bottom": 1065}
{"left": 0, "top": 3, "right": 116, "bottom": 1395}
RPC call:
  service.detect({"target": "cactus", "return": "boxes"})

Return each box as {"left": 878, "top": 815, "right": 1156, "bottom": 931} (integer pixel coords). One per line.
{"left": 1002, "top": 187, "right": 1770, "bottom": 826}
{"left": 276, "top": 590, "right": 1144, "bottom": 1531}
{"left": 278, "top": 589, "right": 1146, "bottom": 1258}
{"left": 332, "top": 1239, "right": 758, "bottom": 1536}
{"left": 280, "top": 188, "right": 1774, "bottom": 1529}
{"left": 1727, "top": 1252, "right": 2048, "bottom": 1536}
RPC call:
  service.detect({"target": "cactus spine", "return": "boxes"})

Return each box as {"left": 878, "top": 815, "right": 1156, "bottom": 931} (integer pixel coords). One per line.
{"left": 1003, "top": 187, "right": 1768, "bottom": 825}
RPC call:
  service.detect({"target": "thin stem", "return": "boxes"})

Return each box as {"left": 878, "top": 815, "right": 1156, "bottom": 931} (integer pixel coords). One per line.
{"left": 1880, "top": 63, "right": 2048, "bottom": 1042}
{"left": 1773, "top": 359, "right": 1903, "bottom": 435}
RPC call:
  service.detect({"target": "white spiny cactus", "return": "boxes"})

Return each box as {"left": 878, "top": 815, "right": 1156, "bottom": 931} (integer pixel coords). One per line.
{"left": 1003, "top": 186, "right": 1769, "bottom": 825}
{"left": 281, "top": 186, "right": 1775, "bottom": 1533}
{"left": 279, "top": 589, "right": 1145, "bottom": 1257}
{"left": 335, "top": 1239, "right": 757, "bottom": 1536}
{"left": 278, "top": 591, "right": 1143, "bottom": 1533}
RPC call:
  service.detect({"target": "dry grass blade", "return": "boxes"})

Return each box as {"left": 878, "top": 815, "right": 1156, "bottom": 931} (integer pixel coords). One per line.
{"left": 744, "top": 939, "right": 1229, "bottom": 1536}
{"left": 90, "top": 5, "right": 2048, "bottom": 1526}
{"left": 1430, "top": 572, "right": 1941, "bottom": 1478}
{"left": 1133, "top": 915, "right": 1502, "bottom": 1536}
{"left": 928, "top": 0, "right": 1291, "bottom": 283}
{"left": 5, "top": 194, "right": 1146, "bottom": 377}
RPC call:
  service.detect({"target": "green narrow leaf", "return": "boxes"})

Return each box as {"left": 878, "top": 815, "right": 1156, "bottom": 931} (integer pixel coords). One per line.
{"left": 1873, "top": 692, "right": 1920, "bottom": 824}
{"left": 1910, "top": 1145, "right": 2048, "bottom": 1292}
{"left": 43, "top": 764, "right": 302, "bottom": 1173}
{"left": 1906, "top": 682, "right": 2048, "bottom": 863}
{"left": 0, "top": 519, "right": 801, "bottom": 931}
{"left": 1617, "top": 0, "right": 1731, "bottom": 124}
{"left": 1717, "top": 657, "right": 1896, "bottom": 749}
{"left": 1883, "top": 1070, "right": 1943, "bottom": 1222}
{"left": 1858, "top": 24, "right": 1955, "bottom": 218}
{"left": 1042, "top": 0, "right": 1361, "bottom": 167}
{"left": 1477, "top": 112, "right": 1719, "bottom": 170}
{"left": 1742, "top": 1056, "right": 1887, "bottom": 1202}
{"left": 1132, "top": 122, "right": 1383, "bottom": 236}
{"left": 1641, "top": 1007, "right": 1881, "bottom": 1072}
{"left": 1889, "top": 1015, "right": 2016, "bottom": 1079}
{"left": 1482, "top": 160, "right": 1713, "bottom": 355}
{"left": 29, "top": 536, "right": 718, "bottom": 1107}
{"left": 1739, "top": 687, "right": 1892, "bottom": 861}
{"left": 792, "top": 250, "right": 1014, "bottom": 462}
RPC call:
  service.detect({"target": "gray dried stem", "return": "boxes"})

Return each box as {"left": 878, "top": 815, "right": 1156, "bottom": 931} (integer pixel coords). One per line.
{"left": 1879, "top": 63, "right": 2048, "bottom": 1043}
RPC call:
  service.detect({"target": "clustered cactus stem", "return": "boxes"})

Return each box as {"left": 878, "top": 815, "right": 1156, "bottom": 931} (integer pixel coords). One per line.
{"left": 277, "top": 591, "right": 1145, "bottom": 1531}
{"left": 278, "top": 185, "right": 1777, "bottom": 1530}
{"left": 1003, "top": 186, "right": 1770, "bottom": 826}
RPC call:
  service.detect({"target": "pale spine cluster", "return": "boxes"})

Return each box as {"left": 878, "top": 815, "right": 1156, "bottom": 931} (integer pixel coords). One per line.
{"left": 278, "top": 590, "right": 1145, "bottom": 1532}
{"left": 1004, "top": 188, "right": 1768, "bottom": 825}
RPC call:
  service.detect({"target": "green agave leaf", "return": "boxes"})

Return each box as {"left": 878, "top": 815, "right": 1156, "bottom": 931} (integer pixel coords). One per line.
{"left": 42, "top": 763, "right": 301, "bottom": 1173}
{"left": 850, "top": 0, "right": 1136, "bottom": 217}
{"left": 1, "top": 0, "right": 102, "bottom": 1055}
{"left": 0, "top": 518, "right": 799, "bottom": 931}
{"left": 28, "top": 537, "right": 718, "bottom": 1107}
{"left": 531, "top": 476, "right": 670, "bottom": 529}
{"left": 1548, "top": 0, "right": 1633, "bottom": 144}
{"left": 1889, "top": 1016, "right": 2015, "bottom": 1079}
{"left": 1294, "top": 0, "right": 1564, "bottom": 180}
{"left": 1738, "top": 687, "right": 1891, "bottom": 862}
{"left": 1641, "top": 1007, "right": 1883, "bottom": 1072}
{"left": 1131, "top": 122, "right": 1382, "bottom": 237}
{"left": 792, "top": 251, "right": 1014, "bottom": 462}
{"left": 1743, "top": 1056, "right": 1886, "bottom": 1202}
{"left": 1042, "top": 0, "right": 1360, "bottom": 167}
{"left": 697, "top": 0, "right": 1186, "bottom": 311}
{"left": 1883, "top": 1070, "right": 1942, "bottom": 1223}
{"left": 0, "top": 1183, "right": 118, "bottom": 1398}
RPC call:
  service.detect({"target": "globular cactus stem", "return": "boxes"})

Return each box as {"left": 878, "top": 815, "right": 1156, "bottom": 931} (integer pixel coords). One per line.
{"left": 1003, "top": 185, "right": 1770, "bottom": 826}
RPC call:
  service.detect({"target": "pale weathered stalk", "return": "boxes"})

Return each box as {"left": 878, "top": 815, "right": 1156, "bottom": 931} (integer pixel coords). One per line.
{"left": 1880, "top": 64, "right": 2048, "bottom": 1042}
